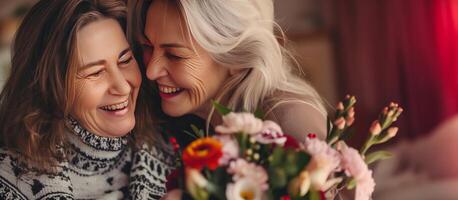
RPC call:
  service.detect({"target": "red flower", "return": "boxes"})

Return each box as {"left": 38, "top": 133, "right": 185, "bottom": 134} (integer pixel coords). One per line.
{"left": 182, "top": 137, "right": 223, "bottom": 170}
{"left": 319, "top": 190, "right": 326, "bottom": 200}
{"left": 169, "top": 137, "right": 180, "bottom": 152}
{"left": 281, "top": 195, "right": 291, "bottom": 200}
{"left": 283, "top": 134, "right": 300, "bottom": 149}
{"left": 307, "top": 133, "right": 317, "bottom": 139}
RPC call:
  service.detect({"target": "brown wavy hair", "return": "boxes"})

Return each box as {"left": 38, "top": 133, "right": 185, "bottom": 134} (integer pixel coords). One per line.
{"left": 0, "top": 0, "right": 162, "bottom": 171}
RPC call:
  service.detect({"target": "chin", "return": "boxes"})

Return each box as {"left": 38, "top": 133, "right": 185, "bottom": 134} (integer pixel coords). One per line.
{"left": 162, "top": 104, "right": 187, "bottom": 117}
{"left": 107, "top": 120, "right": 135, "bottom": 137}
{"left": 162, "top": 107, "right": 190, "bottom": 117}
{"left": 164, "top": 110, "right": 185, "bottom": 117}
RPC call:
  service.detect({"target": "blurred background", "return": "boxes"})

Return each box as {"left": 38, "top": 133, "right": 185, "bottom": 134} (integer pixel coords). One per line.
{"left": 1, "top": 0, "right": 457, "bottom": 199}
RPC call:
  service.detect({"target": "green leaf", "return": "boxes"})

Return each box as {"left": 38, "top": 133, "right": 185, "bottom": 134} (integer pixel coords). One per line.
{"left": 347, "top": 178, "right": 356, "bottom": 190}
{"left": 295, "top": 151, "right": 311, "bottom": 171}
{"left": 183, "top": 130, "right": 199, "bottom": 140}
{"left": 365, "top": 150, "right": 393, "bottom": 165}
{"left": 205, "top": 167, "right": 229, "bottom": 199}
{"left": 269, "top": 147, "right": 285, "bottom": 167}
{"left": 344, "top": 95, "right": 357, "bottom": 109}
{"left": 269, "top": 168, "right": 287, "bottom": 189}
{"left": 190, "top": 124, "right": 205, "bottom": 138}
{"left": 189, "top": 186, "right": 209, "bottom": 200}
{"left": 212, "top": 101, "right": 232, "bottom": 116}
{"left": 285, "top": 150, "right": 300, "bottom": 176}
{"left": 307, "top": 190, "right": 321, "bottom": 200}
{"left": 254, "top": 108, "right": 265, "bottom": 119}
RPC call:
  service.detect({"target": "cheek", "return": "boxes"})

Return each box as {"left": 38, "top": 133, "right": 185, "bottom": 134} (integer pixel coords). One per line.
{"left": 72, "top": 81, "right": 103, "bottom": 115}
{"left": 176, "top": 60, "right": 209, "bottom": 105}
{"left": 126, "top": 65, "right": 142, "bottom": 89}
{"left": 71, "top": 89, "right": 90, "bottom": 118}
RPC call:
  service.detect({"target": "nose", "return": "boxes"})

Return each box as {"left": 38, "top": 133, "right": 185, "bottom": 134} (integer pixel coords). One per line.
{"left": 146, "top": 55, "right": 168, "bottom": 81}
{"left": 108, "top": 67, "right": 131, "bottom": 96}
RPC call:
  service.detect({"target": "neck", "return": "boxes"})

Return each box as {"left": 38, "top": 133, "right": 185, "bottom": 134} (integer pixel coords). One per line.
{"left": 192, "top": 101, "right": 225, "bottom": 130}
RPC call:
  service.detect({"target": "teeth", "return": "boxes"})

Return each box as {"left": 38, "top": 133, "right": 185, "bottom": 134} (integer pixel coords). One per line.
{"left": 159, "top": 85, "right": 182, "bottom": 94}
{"left": 101, "top": 100, "right": 128, "bottom": 111}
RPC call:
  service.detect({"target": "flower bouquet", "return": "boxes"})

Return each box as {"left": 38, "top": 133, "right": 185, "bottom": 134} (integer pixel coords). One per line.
{"left": 164, "top": 95, "right": 403, "bottom": 200}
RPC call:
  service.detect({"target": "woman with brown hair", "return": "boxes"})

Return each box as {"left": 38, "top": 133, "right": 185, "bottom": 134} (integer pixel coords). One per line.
{"left": 0, "top": 0, "right": 172, "bottom": 199}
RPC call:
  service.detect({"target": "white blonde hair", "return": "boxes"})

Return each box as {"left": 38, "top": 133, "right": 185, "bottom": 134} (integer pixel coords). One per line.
{"left": 128, "top": 0, "right": 326, "bottom": 119}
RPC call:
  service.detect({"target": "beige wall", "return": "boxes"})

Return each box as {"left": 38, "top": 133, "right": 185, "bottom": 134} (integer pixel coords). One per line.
{"left": 275, "top": 0, "right": 338, "bottom": 106}
{"left": 289, "top": 33, "right": 337, "bottom": 107}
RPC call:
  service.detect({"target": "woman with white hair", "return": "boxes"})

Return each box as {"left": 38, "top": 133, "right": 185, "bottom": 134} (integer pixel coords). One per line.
{"left": 127, "top": 0, "right": 328, "bottom": 142}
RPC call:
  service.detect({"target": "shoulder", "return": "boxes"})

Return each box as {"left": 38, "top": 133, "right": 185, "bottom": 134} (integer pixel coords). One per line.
{"left": 263, "top": 92, "right": 328, "bottom": 141}
{"left": 263, "top": 91, "right": 326, "bottom": 115}
{"left": 0, "top": 149, "right": 28, "bottom": 200}
{"left": 0, "top": 148, "right": 73, "bottom": 200}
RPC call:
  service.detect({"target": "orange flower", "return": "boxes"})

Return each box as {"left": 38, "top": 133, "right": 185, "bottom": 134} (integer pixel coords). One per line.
{"left": 182, "top": 137, "right": 223, "bottom": 170}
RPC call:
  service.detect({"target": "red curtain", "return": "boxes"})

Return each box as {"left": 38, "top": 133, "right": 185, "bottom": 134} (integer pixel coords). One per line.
{"left": 324, "top": 0, "right": 458, "bottom": 144}
{"left": 436, "top": 1, "right": 458, "bottom": 120}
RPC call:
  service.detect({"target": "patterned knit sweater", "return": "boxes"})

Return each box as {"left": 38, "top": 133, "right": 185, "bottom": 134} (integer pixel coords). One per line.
{"left": 0, "top": 119, "right": 174, "bottom": 199}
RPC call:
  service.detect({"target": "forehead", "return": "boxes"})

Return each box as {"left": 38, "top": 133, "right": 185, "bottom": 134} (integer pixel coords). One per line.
{"left": 76, "top": 18, "right": 128, "bottom": 65}
{"left": 144, "top": 0, "right": 189, "bottom": 43}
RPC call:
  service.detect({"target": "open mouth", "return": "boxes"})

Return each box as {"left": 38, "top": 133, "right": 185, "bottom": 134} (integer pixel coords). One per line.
{"left": 158, "top": 85, "right": 184, "bottom": 99}
{"left": 100, "top": 100, "right": 129, "bottom": 112}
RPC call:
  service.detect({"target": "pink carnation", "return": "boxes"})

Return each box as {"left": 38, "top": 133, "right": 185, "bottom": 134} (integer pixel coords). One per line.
{"left": 215, "top": 112, "right": 263, "bottom": 135}
{"left": 214, "top": 135, "right": 239, "bottom": 166}
{"left": 338, "top": 142, "right": 375, "bottom": 200}
{"left": 227, "top": 159, "right": 269, "bottom": 191}
{"left": 301, "top": 136, "right": 341, "bottom": 190}
{"left": 253, "top": 120, "right": 287, "bottom": 146}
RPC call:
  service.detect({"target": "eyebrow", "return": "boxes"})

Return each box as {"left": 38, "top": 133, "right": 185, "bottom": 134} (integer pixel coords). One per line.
{"left": 160, "top": 43, "right": 190, "bottom": 49}
{"left": 81, "top": 60, "right": 106, "bottom": 69}
{"left": 141, "top": 33, "right": 190, "bottom": 49}
{"left": 118, "top": 48, "right": 131, "bottom": 58}
{"left": 81, "top": 47, "right": 131, "bottom": 69}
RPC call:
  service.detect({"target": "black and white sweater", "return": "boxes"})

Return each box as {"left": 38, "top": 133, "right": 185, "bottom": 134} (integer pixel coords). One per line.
{"left": 0, "top": 119, "right": 174, "bottom": 199}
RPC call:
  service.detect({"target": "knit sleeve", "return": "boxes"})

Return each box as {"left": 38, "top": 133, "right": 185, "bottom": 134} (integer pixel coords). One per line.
{"left": 129, "top": 144, "right": 175, "bottom": 199}
{"left": 0, "top": 149, "right": 74, "bottom": 200}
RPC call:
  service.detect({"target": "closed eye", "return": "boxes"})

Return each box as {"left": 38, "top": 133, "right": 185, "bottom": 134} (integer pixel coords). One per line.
{"left": 88, "top": 69, "right": 105, "bottom": 78}
{"left": 165, "top": 52, "right": 183, "bottom": 60}
{"left": 119, "top": 56, "right": 133, "bottom": 65}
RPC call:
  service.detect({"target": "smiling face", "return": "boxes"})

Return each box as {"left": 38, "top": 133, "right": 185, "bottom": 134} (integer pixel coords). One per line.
{"left": 71, "top": 18, "right": 141, "bottom": 137}
{"left": 142, "top": 0, "right": 230, "bottom": 117}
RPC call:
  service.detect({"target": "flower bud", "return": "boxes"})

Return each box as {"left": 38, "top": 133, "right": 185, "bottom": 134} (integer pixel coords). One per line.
{"left": 369, "top": 121, "right": 382, "bottom": 136}
{"left": 345, "top": 116, "right": 355, "bottom": 127}
{"left": 387, "top": 127, "right": 398, "bottom": 138}
{"left": 387, "top": 110, "right": 395, "bottom": 118}
{"left": 337, "top": 102, "right": 344, "bottom": 111}
{"left": 334, "top": 117, "right": 346, "bottom": 130}
{"left": 395, "top": 108, "right": 403, "bottom": 118}
{"left": 288, "top": 170, "right": 311, "bottom": 197}
{"left": 347, "top": 107, "right": 355, "bottom": 118}
{"left": 382, "top": 107, "right": 389, "bottom": 115}
{"left": 185, "top": 168, "right": 209, "bottom": 200}
{"left": 253, "top": 153, "right": 260, "bottom": 161}
{"left": 187, "top": 168, "right": 208, "bottom": 188}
